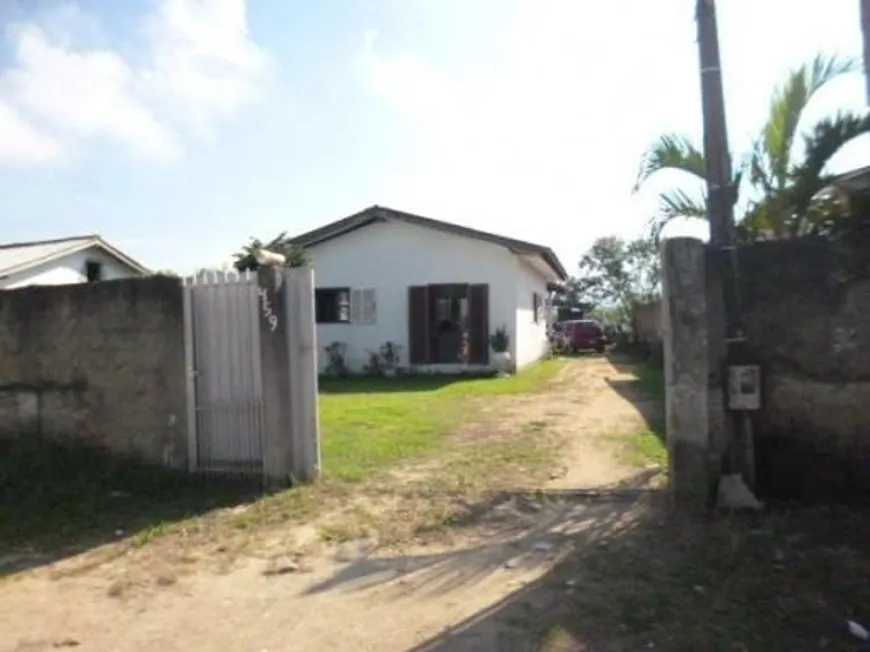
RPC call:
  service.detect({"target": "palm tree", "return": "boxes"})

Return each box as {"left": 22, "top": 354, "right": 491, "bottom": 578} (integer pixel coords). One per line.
{"left": 634, "top": 54, "right": 870, "bottom": 241}
{"left": 233, "top": 232, "right": 310, "bottom": 271}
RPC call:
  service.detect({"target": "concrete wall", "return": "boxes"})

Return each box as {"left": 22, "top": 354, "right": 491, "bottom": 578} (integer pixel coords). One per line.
{"left": 736, "top": 239, "right": 870, "bottom": 502}
{"left": 662, "top": 236, "right": 870, "bottom": 505}
{"left": 633, "top": 300, "right": 662, "bottom": 345}
{"left": 306, "top": 219, "right": 557, "bottom": 373}
{"left": 514, "top": 258, "right": 551, "bottom": 369}
{"left": 0, "top": 277, "right": 188, "bottom": 466}
{"left": 0, "top": 246, "right": 144, "bottom": 289}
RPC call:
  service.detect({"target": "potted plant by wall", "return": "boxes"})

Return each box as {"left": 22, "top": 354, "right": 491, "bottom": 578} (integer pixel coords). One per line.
{"left": 489, "top": 326, "right": 511, "bottom": 376}
{"left": 379, "top": 341, "right": 402, "bottom": 377}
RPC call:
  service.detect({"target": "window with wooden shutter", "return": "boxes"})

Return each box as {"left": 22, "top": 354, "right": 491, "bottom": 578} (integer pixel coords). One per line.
{"left": 362, "top": 289, "right": 376, "bottom": 324}
{"left": 350, "top": 289, "right": 363, "bottom": 323}
{"left": 408, "top": 286, "right": 429, "bottom": 364}
{"left": 315, "top": 288, "right": 350, "bottom": 323}
{"left": 349, "top": 289, "right": 377, "bottom": 324}
{"left": 468, "top": 284, "right": 489, "bottom": 364}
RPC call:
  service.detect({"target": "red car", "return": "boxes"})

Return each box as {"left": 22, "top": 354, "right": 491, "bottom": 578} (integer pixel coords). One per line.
{"left": 558, "top": 319, "right": 608, "bottom": 354}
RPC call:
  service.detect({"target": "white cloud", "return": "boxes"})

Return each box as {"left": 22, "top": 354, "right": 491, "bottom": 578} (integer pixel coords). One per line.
{"left": 0, "top": 0, "right": 269, "bottom": 165}
{"left": 356, "top": 30, "right": 461, "bottom": 131}
{"left": 141, "top": 0, "right": 271, "bottom": 138}
{"left": 5, "top": 24, "right": 179, "bottom": 160}
{"left": 355, "top": 0, "right": 866, "bottom": 269}
{"left": 355, "top": 12, "right": 656, "bottom": 255}
{"left": 0, "top": 102, "right": 64, "bottom": 163}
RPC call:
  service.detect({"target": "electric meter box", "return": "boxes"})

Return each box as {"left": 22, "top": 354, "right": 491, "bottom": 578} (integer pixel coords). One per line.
{"left": 727, "top": 365, "right": 761, "bottom": 411}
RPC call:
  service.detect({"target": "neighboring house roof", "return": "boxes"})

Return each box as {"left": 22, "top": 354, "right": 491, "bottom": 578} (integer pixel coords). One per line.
{"left": 290, "top": 205, "right": 568, "bottom": 280}
{"left": 0, "top": 235, "right": 151, "bottom": 279}
{"left": 826, "top": 164, "right": 870, "bottom": 195}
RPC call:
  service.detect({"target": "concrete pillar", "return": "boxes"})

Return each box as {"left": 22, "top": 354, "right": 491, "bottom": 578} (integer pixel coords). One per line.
{"left": 661, "top": 238, "right": 712, "bottom": 511}
{"left": 285, "top": 267, "right": 322, "bottom": 483}
{"left": 704, "top": 248, "right": 729, "bottom": 482}
{"left": 257, "top": 266, "right": 293, "bottom": 488}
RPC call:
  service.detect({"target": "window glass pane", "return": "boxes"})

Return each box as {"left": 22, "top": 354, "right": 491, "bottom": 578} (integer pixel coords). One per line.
{"left": 338, "top": 291, "right": 350, "bottom": 321}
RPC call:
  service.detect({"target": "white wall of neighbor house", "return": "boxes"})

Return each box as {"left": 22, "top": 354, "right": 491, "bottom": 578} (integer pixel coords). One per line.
{"left": 514, "top": 256, "right": 553, "bottom": 370}
{"left": 307, "top": 219, "right": 529, "bottom": 373}
{"left": 0, "top": 247, "right": 141, "bottom": 289}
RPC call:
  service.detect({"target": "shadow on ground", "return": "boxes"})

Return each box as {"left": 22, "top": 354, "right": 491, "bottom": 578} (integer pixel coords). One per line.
{"left": 318, "top": 374, "right": 495, "bottom": 395}
{"left": 298, "top": 354, "right": 870, "bottom": 650}
{"left": 305, "top": 470, "right": 662, "bottom": 601}
{"left": 303, "top": 468, "right": 870, "bottom": 651}
{"left": 0, "top": 439, "right": 260, "bottom": 576}
{"left": 604, "top": 352, "right": 666, "bottom": 446}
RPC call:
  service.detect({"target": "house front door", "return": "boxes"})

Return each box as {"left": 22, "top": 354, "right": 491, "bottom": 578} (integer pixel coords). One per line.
{"left": 428, "top": 284, "right": 469, "bottom": 363}
{"left": 407, "top": 283, "right": 489, "bottom": 366}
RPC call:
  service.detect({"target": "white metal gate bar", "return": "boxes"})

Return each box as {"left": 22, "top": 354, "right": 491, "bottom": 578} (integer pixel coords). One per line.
{"left": 183, "top": 270, "right": 266, "bottom": 476}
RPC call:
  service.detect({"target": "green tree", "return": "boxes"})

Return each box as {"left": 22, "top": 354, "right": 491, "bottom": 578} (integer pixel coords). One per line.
{"left": 634, "top": 54, "right": 870, "bottom": 240}
{"left": 233, "top": 232, "right": 310, "bottom": 271}
{"left": 575, "top": 235, "right": 660, "bottom": 328}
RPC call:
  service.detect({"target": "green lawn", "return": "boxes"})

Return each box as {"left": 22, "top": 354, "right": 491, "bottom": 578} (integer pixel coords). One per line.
{"left": 0, "top": 359, "right": 565, "bottom": 566}
{"left": 605, "top": 357, "right": 668, "bottom": 468}
{"left": 318, "top": 359, "right": 566, "bottom": 482}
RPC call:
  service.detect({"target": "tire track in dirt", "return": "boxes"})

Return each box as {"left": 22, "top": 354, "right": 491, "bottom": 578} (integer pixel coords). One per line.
{"left": 1, "top": 356, "right": 663, "bottom": 652}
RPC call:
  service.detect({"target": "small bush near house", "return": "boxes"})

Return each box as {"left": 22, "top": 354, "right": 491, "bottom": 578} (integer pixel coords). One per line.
{"left": 489, "top": 326, "right": 510, "bottom": 353}
{"left": 379, "top": 341, "right": 402, "bottom": 368}
{"left": 323, "top": 341, "right": 349, "bottom": 376}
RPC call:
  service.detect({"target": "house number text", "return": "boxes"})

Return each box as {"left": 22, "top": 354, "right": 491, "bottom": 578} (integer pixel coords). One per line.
{"left": 258, "top": 287, "right": 279, "bottom": 332}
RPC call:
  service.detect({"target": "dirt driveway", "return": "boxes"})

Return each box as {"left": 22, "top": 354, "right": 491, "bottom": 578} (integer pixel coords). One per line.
{"left": 1, "top": 356, "right": 663, "bottom": 652}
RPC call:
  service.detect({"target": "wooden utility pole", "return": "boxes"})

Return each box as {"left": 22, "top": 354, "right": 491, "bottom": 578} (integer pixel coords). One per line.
{"left": 862, "top": 0, "right": 870, "bottom": 104}
{"left": 696, "top": 0, "right": 753, "bottom": 489}
{"left": 696, "top": 0, "right": 736, "bottom": 246}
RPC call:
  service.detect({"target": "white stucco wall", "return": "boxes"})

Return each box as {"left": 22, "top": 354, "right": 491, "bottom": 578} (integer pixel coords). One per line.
{"left": 513, "top": 258, "right": 552, "bottom": 370}
{"left": 0, "top": 247, "right": 142, "bottom": 289}
{"left": 306, "top": 219, "right": 557, "bottom": 373}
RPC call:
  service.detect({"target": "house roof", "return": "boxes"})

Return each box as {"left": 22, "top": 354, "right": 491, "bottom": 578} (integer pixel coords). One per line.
{"left": 828, "top": 164, "right": 870, "bottom": 195}
{"left": 290, "top": 205, "right": 568, "bottom": 280}
{"left": 0, "top": 235, "right": 151, "bottom": 279}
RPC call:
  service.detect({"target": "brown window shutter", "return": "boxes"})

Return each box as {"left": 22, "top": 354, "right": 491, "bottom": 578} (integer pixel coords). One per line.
{"left": 408, "top": 286, "right": 430, "bottom": 364}
{"left": 468, "top": 284, "right": 489, "bottom": 364}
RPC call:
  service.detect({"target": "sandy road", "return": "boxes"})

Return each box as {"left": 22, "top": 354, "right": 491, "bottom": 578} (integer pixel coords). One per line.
{"left": 1, "top": 356, "right": 659, "bottom": 652}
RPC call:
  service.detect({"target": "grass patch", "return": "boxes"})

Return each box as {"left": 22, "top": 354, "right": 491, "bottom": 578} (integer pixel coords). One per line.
{"left": 635, "top": 360, "right": 664, "bottom": 402}
{"left": 0, "top": 439, "right": 258, "bottom": 567}
{"left": 314, "top": 424, "right": 562, "bottom": 544}
{"left": 319, "top": 358, "right": 566, "bottom": 482}
{"left": 0, "top": 359, "right": 565, "bottom": 563}
{"left": 618, "top": 429, "right": 667, "bottom": 467}
{"left": 606, "top": 356, "right": 667, "bottom": 468}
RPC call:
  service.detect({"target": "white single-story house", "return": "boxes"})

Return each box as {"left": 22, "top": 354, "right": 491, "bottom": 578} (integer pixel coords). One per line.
{"left": 0, "top": 235, "right": 151, "bottom": 289}
{"left": 290, "top": 205, "right": 568, "bottom": 373}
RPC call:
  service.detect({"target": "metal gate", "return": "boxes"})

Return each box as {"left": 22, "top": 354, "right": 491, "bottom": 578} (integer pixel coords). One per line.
{"left": 183, "top": 271, "right": 266, "bottom": 475}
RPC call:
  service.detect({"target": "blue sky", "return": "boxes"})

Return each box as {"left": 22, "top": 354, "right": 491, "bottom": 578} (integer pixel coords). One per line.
{"left": 0, "top": 0, "right": 867, "bottom": 275}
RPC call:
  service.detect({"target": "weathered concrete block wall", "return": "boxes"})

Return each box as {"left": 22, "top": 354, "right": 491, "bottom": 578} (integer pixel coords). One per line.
{"left": 734, "top": 239, "right": 870, "bottom": 502}
{"left": 0, "top": 278, "right": 188, "bottom": 467}
{"left": 661, "top": 239, "right": 712, "bottom": 511}
{"left": 633, "top": 300, "right": 662, "bottom": 345}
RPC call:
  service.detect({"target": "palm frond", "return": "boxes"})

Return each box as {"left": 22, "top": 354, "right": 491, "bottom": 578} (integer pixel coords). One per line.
{"left": 761, "top": 53, "right": 860, "bottom": 188}
{"left": 787, "top": 110, "right": 870, "bottom": 228}
{"left": 739, "top": 196, "right": 788, "bottom": 241}
{"left": 633, "top": 134, "right": 706, "bottom": 193}
{"left": 746, "top": 139, "right": 777, "bottom": 197}
{"left": 232, "top": 232, "right": 310, "bottom": 271}
{"left": 648, "top": 189, "right": 708, "bottom": 241}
